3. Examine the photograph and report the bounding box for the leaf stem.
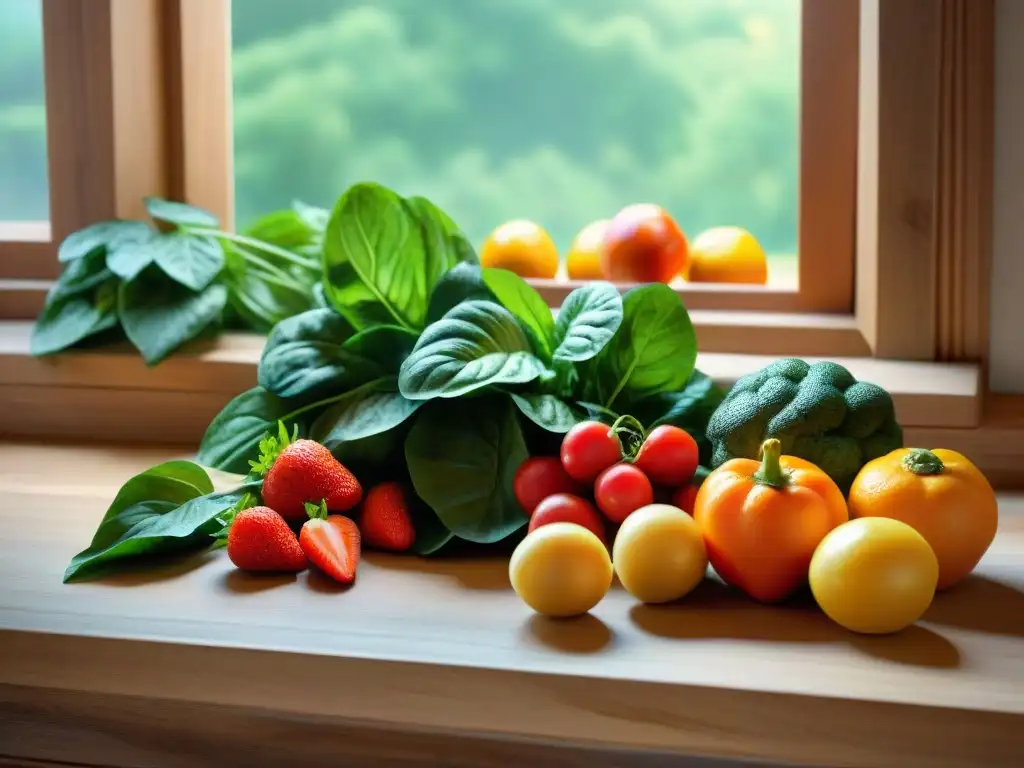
[192,228,321,271]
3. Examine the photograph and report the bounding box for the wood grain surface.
[0,442,1022,767]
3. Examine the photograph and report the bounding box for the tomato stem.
[902,448,944,475]
[608,414,646,461]
[752,438,790,489]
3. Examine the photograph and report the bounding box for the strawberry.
[250,422,362,523]
[217,496,308,573]
[360,482,416,552]
[299,500,361,584]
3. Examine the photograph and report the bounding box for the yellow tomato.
[509,522,613,617]
[566,219,610,280]
[612,504,707,604]
[809,518,939,634]
[683,226,767,284]
[481,219,559,278]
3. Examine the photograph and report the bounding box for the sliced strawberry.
[361,482,416,552]
[299,501,361,584]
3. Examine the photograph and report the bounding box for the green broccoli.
[706,359,903,493]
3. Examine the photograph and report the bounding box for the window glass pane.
[0,0,48,222]
[232,0,799,283]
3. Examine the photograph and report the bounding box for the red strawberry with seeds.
[361,482,416,552]
[221,501,308,573]
[300,500,361,584]
[250,423,362,524]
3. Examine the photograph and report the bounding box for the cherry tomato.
[528,493,607,545]
[513,457,582,515]
[671,484,700,516]
[594,464,654,523]
[560,421,622,483]
[634,425,699,486]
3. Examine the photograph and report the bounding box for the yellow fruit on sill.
[683,226,768,284]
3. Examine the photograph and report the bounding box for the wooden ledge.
[0,441,1022,767]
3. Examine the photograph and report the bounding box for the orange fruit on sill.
[566,219,610,280]
[600,203,689,284]
[683,226,768,284]
[480,219,559,279]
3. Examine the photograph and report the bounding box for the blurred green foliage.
[0,0,800,259]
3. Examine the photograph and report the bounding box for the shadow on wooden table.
[922,574,1024,637]
[369,553,510,591]
[74,550,221,587]
[219,569,298,594]
[628,579,962,670]
[523,614,616,654]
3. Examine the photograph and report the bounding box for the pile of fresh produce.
[61,181,999,638]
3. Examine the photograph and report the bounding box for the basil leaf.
[153,232,224,291]
[311,377,423,450]
[586,283,697,409]
[323,183,455,331]
[119,267,227,365]
[405,397,528,544]
[31,280,118,356]
[482,267,556,360]
[509,393,580,434]
[399,300,546,399]
[57,220,151,263]
[426,262,495,324]
[552,281,623,363]
[144,196,219,229]
[106,227,162,281]
[64,483,257,582]
[198,386,323,474]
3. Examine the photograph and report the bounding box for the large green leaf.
[630,370,727,466]
[152,232,225,291]
[311,377,423,450]
[482,267,555,360]
[323,183,439,331]
[426,262,495,324]
[144,196,219,229]
[509,393,580,434]
[57,220,151,263]
[586,283,697,409]
[398,300,546,399]
[106,228,162,281]
[119,267,227,365]
[258,308,357,397]
[552,281,623,363]
[30,279,118,356]
[405,195,477,267]
[405,397,528,544]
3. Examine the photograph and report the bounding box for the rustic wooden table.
[0,441,1022,767]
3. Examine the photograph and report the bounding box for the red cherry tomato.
[634,425,699,486]
[594,464,654,523]
[513,457,582,515]
[528,493,607,545]
[671,484,700,516]
[560,421,622,483]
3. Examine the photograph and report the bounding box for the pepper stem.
[902,448,944,475]
[752,438,790,490]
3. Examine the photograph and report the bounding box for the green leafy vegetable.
[152,232,224,291]
[552,282,623,362]
[311,377,423,449]
[631,370,726,466]
[405,397,528,543]
[258,308,358,397]
[426,261,495,323]
[399,300,547,399]
[482,267,556,359]
[144,196,219,229]
[31,250,119,355]
[57,220,151,263]
[509,393,580,433]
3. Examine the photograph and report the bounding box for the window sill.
[0,440,1022,766]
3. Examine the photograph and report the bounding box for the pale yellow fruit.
[810,518,939,634]
[612,504,708,604]
[683,226,767,284]
[509,522,613,617]
[566,219,610,280]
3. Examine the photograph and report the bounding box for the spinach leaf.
[48,247,115,301]
[426,262,495,324]
[409,498,456,556]
[106,228,162,281]
[144,196,219,229]
[64,478,258,583]
[119,267,228,365]
[323,183,433,331]
[57,220,151,263]
[258,308,358,397]
[198,386,318,474]
[312,378,423,450]
[482,268,556,360]
[222,244,315,333]
[552,282,623,363]
[509,393,580,434]
[631,370,727,466]
[31,280,118,356]
[399,300,546,399]
[245,207,321,253]
[152,232,225,291]
[405,397,528,544]
[586,283,697,409]
[100,460,215,523]
[406,195,477,267]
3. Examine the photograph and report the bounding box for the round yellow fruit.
[566,219,610,280]
[683,226,767,284]
[612,504,708,604]
[509,522,613,617]
[480,219,559,279]
[810,518,939,634]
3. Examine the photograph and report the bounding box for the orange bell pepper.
[693,438,848,603]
